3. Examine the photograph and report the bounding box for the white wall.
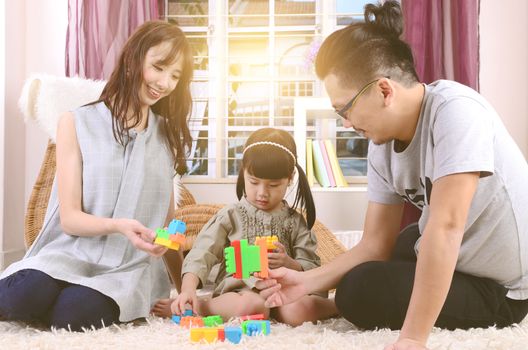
[0,0,67,269]
[1,1,527,269]
[479,1,528,156]
[24,0,68,205]
[0,1,6,262]
[0,0,26,269]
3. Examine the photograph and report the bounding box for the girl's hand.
[384,338,429,350]
[268,242,301,270]
[171,290,198,316]
[115,218,167,257]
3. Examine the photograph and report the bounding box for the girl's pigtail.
[293,163,316,229]
[236,168,245,200]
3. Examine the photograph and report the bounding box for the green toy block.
[156,228,169,240]
[203,315,223,327]
[241,320,270,336]
[240,240,261,279]
[225,246,236,275]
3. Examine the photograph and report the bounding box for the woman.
[0,21,193,331]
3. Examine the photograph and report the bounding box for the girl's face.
[243,170,290,212]
[140,41,184,108]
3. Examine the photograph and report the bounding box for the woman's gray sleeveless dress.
[1,102,174,322]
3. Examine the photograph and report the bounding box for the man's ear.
[378,77,394,106]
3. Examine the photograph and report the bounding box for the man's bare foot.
[151,298,174,318]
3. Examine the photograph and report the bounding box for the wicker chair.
[174,204,346,266]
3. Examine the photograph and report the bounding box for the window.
[165,0,371,181]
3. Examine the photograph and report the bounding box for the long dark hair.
[236,128,316,229]
[315,1,418,88]
[100,20,193,175]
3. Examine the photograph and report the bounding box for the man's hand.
[254,267,308,307]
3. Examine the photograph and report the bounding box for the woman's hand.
[115,218,167,257]
[254,267,308,308]
[268,242,302,270]
[384,338,429,350]
[171,290,199,316]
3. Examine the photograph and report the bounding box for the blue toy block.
[183,309,193,317]
[168,219,186,235]
[242,320,271,336]
[224,326,242,344]
[171,315,181,325]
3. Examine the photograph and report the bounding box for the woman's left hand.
[384,338,429,350]
[268,242,300,270]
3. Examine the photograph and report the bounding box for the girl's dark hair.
[100,20,193,175]
[236,128,316,229]
[315,0,419,88]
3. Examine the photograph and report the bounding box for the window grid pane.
[166,0,370,180]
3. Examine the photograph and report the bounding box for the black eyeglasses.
[335,77,390,119]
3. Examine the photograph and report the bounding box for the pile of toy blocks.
[154,219,186,250]
[172,311,271,344]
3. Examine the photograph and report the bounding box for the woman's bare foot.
[151,298,174,318]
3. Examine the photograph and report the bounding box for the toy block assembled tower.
[154,219,186,250]
[224,238,269,279]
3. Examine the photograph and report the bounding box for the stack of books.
[306,139,348,188]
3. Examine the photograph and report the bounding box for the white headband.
[243,141,296,163]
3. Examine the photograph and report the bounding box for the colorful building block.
[224,327,243,344]
[241,320,271,336]
[154,219,186,250]
[171,315,181,324]
[180,316,204,328]
[183,309,193,317]
[190,327,225,343]
[240,313,265,321]
[203,315,223,327]
[255,235,278,252]
[224,238,270,279]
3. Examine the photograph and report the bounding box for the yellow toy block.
[190,328,204,343]
[255,235,278,251]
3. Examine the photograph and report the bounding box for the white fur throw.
[18,74,106,143]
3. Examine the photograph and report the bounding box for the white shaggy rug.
[1,315,527,349]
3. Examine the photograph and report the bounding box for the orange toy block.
[180,316,204,328]
[254,238,269,278]
[255,235,278,252]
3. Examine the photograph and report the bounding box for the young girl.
[153,128,337,325]
[0,21,193,331]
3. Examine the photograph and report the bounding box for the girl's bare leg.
[273,295,338,326]
[199,290,270,319]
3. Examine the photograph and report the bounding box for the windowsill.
[310,185,367,192]
[181,177,368,190]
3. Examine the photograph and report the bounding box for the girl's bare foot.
[151,298,174,318]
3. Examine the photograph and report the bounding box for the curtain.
[399,0,480,228]
[65,0,164,80]
[402,0,480,91]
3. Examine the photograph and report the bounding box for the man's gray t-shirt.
[368,80,528,299]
